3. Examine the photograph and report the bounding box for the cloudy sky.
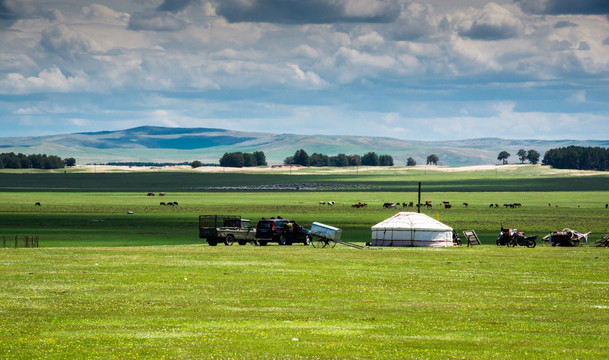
[1,0,609,140]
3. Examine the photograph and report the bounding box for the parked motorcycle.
[507,233,537,248]
[497,227,516,246]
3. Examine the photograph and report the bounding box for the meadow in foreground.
[1,245,608,359]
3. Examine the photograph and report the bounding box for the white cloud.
[1,0,608,141]
[287,63,327,88]
[81,4,130,24]
[0,65,88,94]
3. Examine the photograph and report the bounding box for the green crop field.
[1,165,609,359]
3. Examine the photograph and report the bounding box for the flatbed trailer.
[199,215,255,246]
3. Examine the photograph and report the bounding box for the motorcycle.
[507,233,537,248]
[497,227,516,246]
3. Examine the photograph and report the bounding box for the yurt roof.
[371,212,452,231]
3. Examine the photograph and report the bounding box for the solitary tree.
[406,157,416,166]
[498,151,511,164]
[191,160,203,168]
[64,157,76,167]
[426,154,439,165]
[527,149,541,164]
[516,149,527,164]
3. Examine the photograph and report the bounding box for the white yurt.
[371,212,454,247]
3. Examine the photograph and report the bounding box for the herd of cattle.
[322,200,609,209]
[320,200,523,209]
[32,194,609,210]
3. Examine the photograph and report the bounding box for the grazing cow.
[352,202,367,208]
[159,192,166,196]
[548,203,552,207]
[425,201,433,208]
[442,201,450,205]
[173,202,179,206]
[444,204,452,209]
[35,202,41,206]
[513,203,522,207]
[383,202,396,209]
[328,201,335,206]
[127,210,134,215]
[490,203,494,208]
[147,192,155,196]
[606,203,608,209]
[160,202,166,206]
[463,202,469,207]
[319,201,326,206]
[495,204,499,208]
[504,203,515,208]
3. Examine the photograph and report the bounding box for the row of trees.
[497,149,541,164]
[218,151,267,168]
[284,149,394,167]
[542,146,609,171]
[0,152,72,169]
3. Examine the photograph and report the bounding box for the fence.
[1,235,39,248]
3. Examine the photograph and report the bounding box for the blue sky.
[1,0,609,140]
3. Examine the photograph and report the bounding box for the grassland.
[2,245,609,359]
[1,165,609,359]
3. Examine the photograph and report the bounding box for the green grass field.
[1,165,609,359]
[2,245,608,359]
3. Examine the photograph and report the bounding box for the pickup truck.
[198,215,255,246]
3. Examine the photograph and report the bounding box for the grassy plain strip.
[2,165,609,192]
[1,191,608,247]
[1,245,608,359]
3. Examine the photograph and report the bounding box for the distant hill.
[1,126,607,166]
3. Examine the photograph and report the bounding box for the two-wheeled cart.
[311,222,340,248]
[310,222,369,249]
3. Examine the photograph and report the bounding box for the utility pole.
[417,182,421,213]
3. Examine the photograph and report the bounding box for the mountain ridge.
[1,126,607,166]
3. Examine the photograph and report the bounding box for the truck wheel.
[279,235,287,245]
[225,235,234,246]
[303,235,311,246]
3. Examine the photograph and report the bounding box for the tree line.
[219,151,267,168]
[283,149,394,167]
[0,152,72,169]
[497,149,541,164]
[542,146,609,171]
